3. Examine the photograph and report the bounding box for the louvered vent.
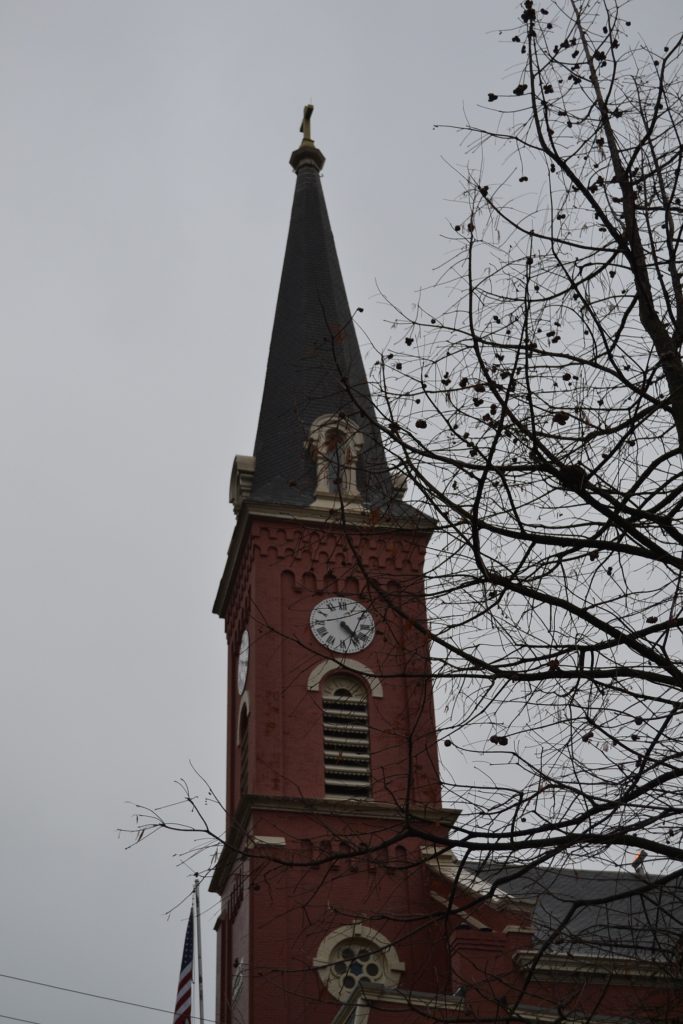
[322,676,370,797]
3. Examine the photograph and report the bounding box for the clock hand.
[340,620,356,637]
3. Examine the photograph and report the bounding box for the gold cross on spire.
[300,104,314,144]
[290,103,325,172]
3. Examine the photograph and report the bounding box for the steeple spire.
[245,107,394,510]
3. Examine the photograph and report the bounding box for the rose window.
[331,943,383,992]
[315,925,404,1002]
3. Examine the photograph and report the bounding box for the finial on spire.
[290,103,325,173]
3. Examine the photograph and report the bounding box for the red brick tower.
[210,109,456,1024]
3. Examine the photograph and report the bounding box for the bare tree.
[373,0,683,880]
[123,765,224,885]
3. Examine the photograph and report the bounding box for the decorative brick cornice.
[214,504,432,617]
[513,949,683,985]
[210,794,459,894]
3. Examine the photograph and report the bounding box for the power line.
[0,971,217,1023]
[0,1014,43,1024]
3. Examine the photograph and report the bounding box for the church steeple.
[246,106,393,510]
[211,113,454,1024]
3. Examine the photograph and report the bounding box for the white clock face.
[237,629,250,694]
[310,598,375,654]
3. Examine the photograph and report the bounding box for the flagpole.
[194,875,205,1024]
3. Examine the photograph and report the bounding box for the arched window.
[239,707,249,797]
[322,675,370,798]
[324,428,345,492]
[307,414,363,505]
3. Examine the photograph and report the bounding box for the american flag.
[173,908,194,1024]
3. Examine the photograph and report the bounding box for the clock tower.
[210,109,456,1024]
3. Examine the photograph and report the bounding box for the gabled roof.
[476,863,683,962]
[249,118,394,510]
[426,848,683,963]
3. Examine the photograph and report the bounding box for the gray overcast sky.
[0,2,680,1023]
